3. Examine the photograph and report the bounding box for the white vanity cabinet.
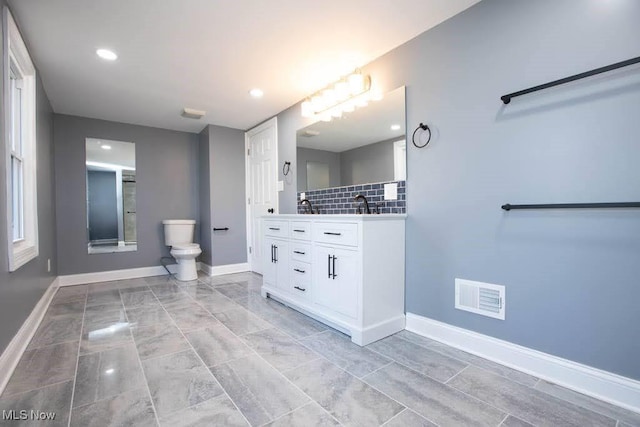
[261,215,406,346]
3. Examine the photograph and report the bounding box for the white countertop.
[261,213,406,221]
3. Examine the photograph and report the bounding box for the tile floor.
[1,272,639,426]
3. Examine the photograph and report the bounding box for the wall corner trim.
[200,262,250,277]
[0,277,59,395]
[405,313,640,414]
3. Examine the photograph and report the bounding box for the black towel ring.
[412,123,432,148]
[282,161,291,176]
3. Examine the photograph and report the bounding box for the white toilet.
[162,219,202,281]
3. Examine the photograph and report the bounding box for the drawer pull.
[293,268,306,274]
[293,250,306,255]
[268,227,280,231]
[293,229,305,233]
[324,232,342,236]
[294,286,306,292]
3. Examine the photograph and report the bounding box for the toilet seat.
[172,243,200,250]
[170,243,201,256]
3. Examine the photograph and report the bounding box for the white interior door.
[246,118,278,274]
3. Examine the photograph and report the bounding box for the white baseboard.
[58,265,181,286]
[0,278,59,395]
[405,313,640,414]
[200,262,250,277]
[58,261,250,286]
[356,315,406,346]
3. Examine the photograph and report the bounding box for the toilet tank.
[162,219,196,246]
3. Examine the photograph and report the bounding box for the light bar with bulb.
[301,70,379,121]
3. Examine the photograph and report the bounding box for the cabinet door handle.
[293,229,305,233]
[270,244,274,263]
[324,232,342,236]
[332,256,337,279]
[269,227,280,231]
[293,268,305,274]
[294,286,306,292]
[213,227,229,231]
[293,250,305,255]
[327,254,332,278]
[274,245,278,262]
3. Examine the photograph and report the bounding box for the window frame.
[4,7,38,272]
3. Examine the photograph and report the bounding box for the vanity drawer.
[264,220,288,238]
[290,262,312,298]
[290,221,311,240]
[290,261,311,283]
[313,222,359,247]
[291,243,312,263]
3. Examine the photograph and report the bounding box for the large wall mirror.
[85,138,137,254]
[296,86,406,192]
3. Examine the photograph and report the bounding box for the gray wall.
[0,1,57,353]
[275,0,640,380]
[208,125,247,266]
[198,127,212,265]
[340,138,396,186]
[54,114,199,274]
[87,171,118,241]
[296,147,341,192]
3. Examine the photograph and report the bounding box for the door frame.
[245,117,278,273]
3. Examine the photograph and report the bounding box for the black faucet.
[354,194,371,214]
[299,199,314,214]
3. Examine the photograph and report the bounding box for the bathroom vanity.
[261,214,406,345]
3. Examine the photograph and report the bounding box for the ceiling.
[297,86,405,153]
[9,0,480,133]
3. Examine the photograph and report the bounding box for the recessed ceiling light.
[249,88,264,98]
[101,144,112,150]
[96,49,118,61]
[390,124,401,131]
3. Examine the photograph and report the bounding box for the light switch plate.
[277,180,284,191]
[300,192,306,200]
[384,183,398,200]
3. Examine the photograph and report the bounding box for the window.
[4,8,37,271]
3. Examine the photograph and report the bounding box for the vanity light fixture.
[96,48,118,61]
[300,70,380,122]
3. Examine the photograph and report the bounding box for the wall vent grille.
[455,278,505,320]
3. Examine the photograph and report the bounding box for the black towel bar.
[501,56,640,104]
[502,202,640,211]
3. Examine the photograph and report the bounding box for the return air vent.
[300,129,320,137]
[455,279,505,320]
